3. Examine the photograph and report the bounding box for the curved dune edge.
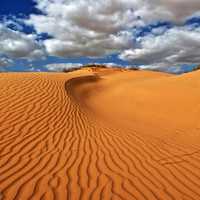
[0,68,200,200]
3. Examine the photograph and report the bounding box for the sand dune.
[0,67,200,200]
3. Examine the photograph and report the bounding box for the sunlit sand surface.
[1,67,200,200]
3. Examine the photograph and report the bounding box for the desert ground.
[0,67,200,200]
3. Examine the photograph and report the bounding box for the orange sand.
[0,67,200,200]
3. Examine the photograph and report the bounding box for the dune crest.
[0,68,200,200]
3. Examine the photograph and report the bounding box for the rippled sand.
[0,67,200,200]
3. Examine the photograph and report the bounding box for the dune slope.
[0,68,200,200]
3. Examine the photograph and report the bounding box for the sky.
[0,0,200,73]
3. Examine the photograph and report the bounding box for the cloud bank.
[1,0,200,71]
[45,63,83,71]
[0,23,45,65]
[119,26,200,68]
[0,57,13,68]
[26,0,200,70]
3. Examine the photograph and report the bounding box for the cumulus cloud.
[27,0,142,57]
[0,57,13,67]
[28,67,42,72]
[0,24,45,60]
[24,0,200,71]
[0,57,13,72]
[45,63,83,71]
[134,0,200,24]
[119,26,200,69]
[1,0,200,71]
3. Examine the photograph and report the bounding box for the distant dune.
[0,67,200,200]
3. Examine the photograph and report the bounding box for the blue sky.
[0,0,200,73]
[0,0,36,16]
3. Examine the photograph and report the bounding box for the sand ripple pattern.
[0,71,200,200]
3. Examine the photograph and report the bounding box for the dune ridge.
[0,68,200,200]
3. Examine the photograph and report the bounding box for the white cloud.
[130,0,200,24]
[119,26,200,69]
[28,67,42,72]
[25,0,200,66]
[0,24,45,60]
[1,0,200,72]
[0,57,13,67]
[26,0,140,57]
[45,63,83,71]
[43,30,133,58]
